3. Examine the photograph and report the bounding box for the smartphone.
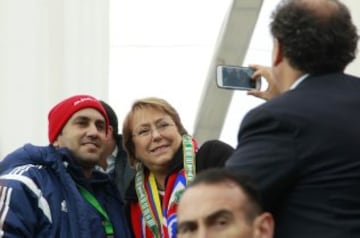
[216,65,261,90]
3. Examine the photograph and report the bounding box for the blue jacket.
[0,144,133,238]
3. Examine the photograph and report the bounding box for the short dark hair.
[100,100,119,140]
[186,168,263,222]
[270,0,358,74]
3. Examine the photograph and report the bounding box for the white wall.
[343,0,360,76]
[1,0,360,158]
[0,0,109,158]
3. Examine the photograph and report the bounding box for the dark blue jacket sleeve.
[0,176,49,237]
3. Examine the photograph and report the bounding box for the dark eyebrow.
[72,116,90,122]
[177,209,233,234]
[177,220,198,234]
[72,116,105,125]
[204,209,233,225]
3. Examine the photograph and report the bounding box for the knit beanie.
[48,95,109,143]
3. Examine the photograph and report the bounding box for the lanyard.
[135,135,196,237]
[77,184,114,236]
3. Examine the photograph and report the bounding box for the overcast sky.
[109,0,281,147]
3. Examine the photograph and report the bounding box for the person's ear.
[253,212,274,238]
[52,131,64,148]
[272,38,284,67]
[106,126,114,139]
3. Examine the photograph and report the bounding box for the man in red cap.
[0,95,133,238]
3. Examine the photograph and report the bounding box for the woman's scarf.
[131,135,197,238]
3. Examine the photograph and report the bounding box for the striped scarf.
[130,135,197,238]
[131,170,186,238]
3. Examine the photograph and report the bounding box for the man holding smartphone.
[226,0,360,238]
[216,65,261,90]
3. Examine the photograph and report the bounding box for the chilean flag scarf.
[130,135,197,238]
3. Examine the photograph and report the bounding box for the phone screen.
[217,65,258,90]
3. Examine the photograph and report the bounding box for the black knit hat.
[100,100,119,139]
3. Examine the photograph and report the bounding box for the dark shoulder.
[198,140,234,153]
[196,140,234,172]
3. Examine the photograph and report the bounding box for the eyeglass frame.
[132,120,176,138]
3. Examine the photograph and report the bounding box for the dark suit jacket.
[226,72,360,238]
[111,135,136,201]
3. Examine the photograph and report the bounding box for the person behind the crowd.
[122,97,234,238]
[97,100,135,200]
[0,95,132,238]
[226,0,360,237]
[177,168,274,238]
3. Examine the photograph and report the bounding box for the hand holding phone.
[216,65,261,91]
[246,64,281,100]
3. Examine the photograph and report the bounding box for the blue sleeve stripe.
[0,186,12,237]
[0,174,52,223]
[10,164,43,175]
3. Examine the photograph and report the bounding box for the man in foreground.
[177,168,274,238]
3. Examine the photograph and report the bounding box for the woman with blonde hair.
[122,97,234,238]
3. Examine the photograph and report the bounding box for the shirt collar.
[94,145,118,173]
[105,146,118,173]
[290,73,309,90]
